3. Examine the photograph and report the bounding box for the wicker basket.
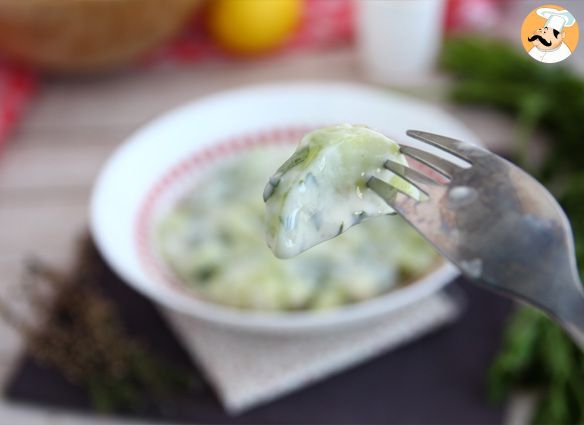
[0,0,202,73]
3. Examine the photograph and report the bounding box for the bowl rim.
[90,81,472,333]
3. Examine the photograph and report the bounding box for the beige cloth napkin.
[162,292,461,414]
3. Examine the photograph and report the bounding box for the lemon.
[207,0,303,55]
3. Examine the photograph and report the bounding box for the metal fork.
[367,130,584,349]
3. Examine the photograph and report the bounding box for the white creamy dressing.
[264,124,419,258]
[157,144,436,312]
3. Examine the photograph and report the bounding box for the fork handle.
[565,324,584,351]
[559,284,584,351]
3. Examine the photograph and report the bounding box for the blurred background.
[0,0,583,424]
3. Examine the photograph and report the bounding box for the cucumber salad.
[157,127,436,312]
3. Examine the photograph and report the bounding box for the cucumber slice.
[264,124,419,258]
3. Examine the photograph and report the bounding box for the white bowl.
[90,82,478,334]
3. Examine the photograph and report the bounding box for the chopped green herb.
[276,146,310,174]
[195,265,218,283]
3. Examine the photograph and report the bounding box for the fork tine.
[400,145,461,179]
[370,160,436,199]
[368,176,410,207]
[367,176,434,211]
[406,130,474,161]
[383,160,440,187]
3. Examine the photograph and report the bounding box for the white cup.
[356,0,446,85]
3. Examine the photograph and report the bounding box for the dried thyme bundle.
[0,236,201,412]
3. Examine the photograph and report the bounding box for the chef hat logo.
[537,7,576,32]
[520,4,579,64]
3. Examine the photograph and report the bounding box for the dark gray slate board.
[3,246,512,424]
